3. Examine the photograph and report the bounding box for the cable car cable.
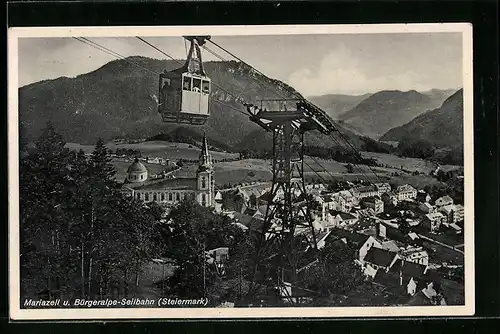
[73,37,159,76]
[208,39,383,183]
[135,36,244,109]
[75,36,250,118]
[203,42,375,185]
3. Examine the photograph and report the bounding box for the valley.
[67,140,461,189]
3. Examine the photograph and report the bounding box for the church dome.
[127,158,147,173]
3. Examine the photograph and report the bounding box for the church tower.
[196,133,214,207]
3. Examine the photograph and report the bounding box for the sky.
[18,33,463,96]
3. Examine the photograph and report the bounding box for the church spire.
[198,132,211,169]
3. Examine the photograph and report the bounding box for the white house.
[395,184,417,201]
[424,212,447,232]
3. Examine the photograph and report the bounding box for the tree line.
[20,122,162,302]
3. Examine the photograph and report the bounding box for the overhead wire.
[208,39,385,184]
[74,36,249,117]
[135,36,247,112]
[73,37,159,76]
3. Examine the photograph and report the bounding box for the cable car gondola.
[158,36,211,125]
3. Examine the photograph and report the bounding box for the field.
[68,141,456,189]
[171,159,273,186]
[65,141,239,161]
[361,151,462,174]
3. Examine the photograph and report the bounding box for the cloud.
[288,44,433,96]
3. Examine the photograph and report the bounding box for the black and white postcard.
[8,24,474,320]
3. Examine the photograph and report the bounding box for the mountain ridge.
[335,89,452,139]
[19,56,367,153]
[380,88,463,149]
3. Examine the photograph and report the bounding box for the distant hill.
[307,93,372,119]
[337,90,450,139]
[19,56,373,153]
[421,88,457,104]
[19,57,305,148]
[380,89,463,149]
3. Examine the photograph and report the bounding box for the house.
[374,182,391,195]
[356,208,376,219]
[381,191,398,207]
[362,247,400,276]
[358,236,383,262]
[395,184,417,201]
[400,246,429,266]
[406,278,447,306]
[416,190,431,203]
[351,185,379,199]
[338,190,357,206]
[319,193,351,221]
[434,195,453,208]
[438,204,457,225]
[423,212,447,232]
[327,229,381,262]
[373,259,429,297]
[380,240,400,253]
[393,259,428,279]
[375,270,418,296]
[419,202,434,214]
[360,196,384,214]
[377,221,402,240]
[328,210,358,228]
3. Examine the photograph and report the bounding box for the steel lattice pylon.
[244,99,336,304]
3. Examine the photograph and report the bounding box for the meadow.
[69,140,454,190]
[361,151,462,174]
[65,141,239,161]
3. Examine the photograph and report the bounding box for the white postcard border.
[8,23,474,320]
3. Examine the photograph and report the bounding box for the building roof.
[132,177,198,191]
[439,204,456,214]
[425,212,445,220]
[127,158,147,173]
[381,240,400,253]
[420,202,433,209]
[327,229,371,247]
[391,259,427,278]
[382,191,396,198]
[375,183,391,189]
[435,195,453,205]
[406,290,434,306]
[373,270,402,288]
[330,210,357,220]
[396,184,416,193]
[353,185,377,194]
[364,247,397,267]
[338,190,354,199]
[361,196,382,204]
[401,261,427,278]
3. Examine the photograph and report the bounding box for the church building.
[121,135,214,208]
